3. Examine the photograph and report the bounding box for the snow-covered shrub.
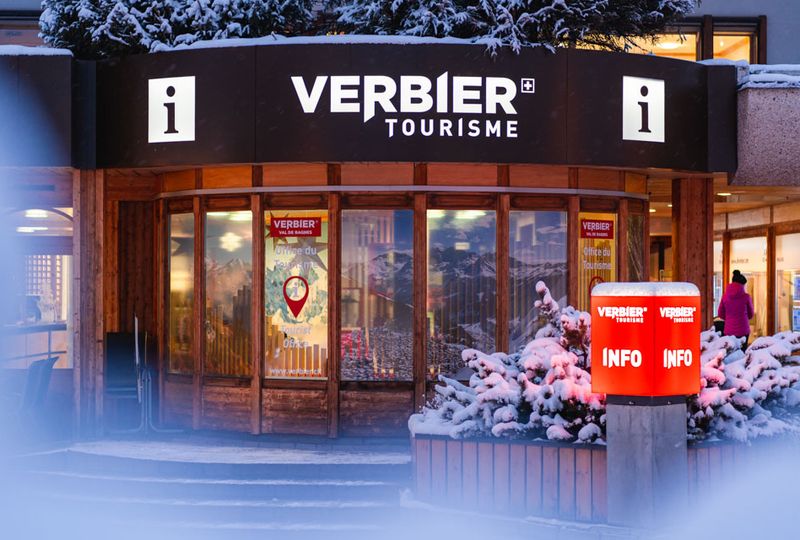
[337,0,698,53]
[40,0,315,59]
[410,281,800,444]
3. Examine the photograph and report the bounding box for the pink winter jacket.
[718,282,754,337]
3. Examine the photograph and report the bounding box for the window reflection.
[713,34,752,62]
[168,213,194,374]
[427,209,496,380]
[775,233,800,333]
[341,210,413,381]
[729,236,767,339]
[204,211,253,377]
[509,211,567,352]
[625,33,698,61]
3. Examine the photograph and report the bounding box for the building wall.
[692,0,800,63]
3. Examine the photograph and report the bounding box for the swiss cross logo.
[520,78,535,94]
[622,76,664,143]
[148,76,195,143]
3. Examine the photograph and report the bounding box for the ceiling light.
[649,208,657,213]
[220,232,243,252]
[455,210,487,220]
[16,226,48,233]
[717,192,732,197]
[24,209,48,219]
[667,204,673,208]
[229,211,252,222]
[427,209,445,219]
[658,41,682,50]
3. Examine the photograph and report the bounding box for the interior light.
[16,226,48,233]
[24,209,48,219]
[454,242,470,251]
[229,211,252,222]
[455,210,487,220]
[649,208,657,213]
[220,232,243,252]
[657,41,682,50]
[427,210,446,219]
[717,192,732,197]
[207,211,230,218]
[667,204,673,208]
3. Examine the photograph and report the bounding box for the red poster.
[580,219,614,239]
[271,217,322,237]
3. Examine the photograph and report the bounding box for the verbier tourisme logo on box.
[148,76,196,143]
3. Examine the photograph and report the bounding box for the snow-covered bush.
[409,281,800,444]
[40,0,315,59]
[337,0,698,53]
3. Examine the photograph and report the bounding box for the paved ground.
[0,434,659,540]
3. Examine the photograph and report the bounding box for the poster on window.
[578,212,617,311]
[264,210,329,379]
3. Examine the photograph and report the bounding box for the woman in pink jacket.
[717,270,755,348]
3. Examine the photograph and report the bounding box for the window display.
[168,213,194,374]
[776,233,800,333]
[729,236,767,339]
[427,209,496,380]
[577,212,617,310]
[264,210,329,379]
[204,211,253,376]
[509,211,567,352]
[341,210,413,381]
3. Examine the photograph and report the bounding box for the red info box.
[591,286,701,396]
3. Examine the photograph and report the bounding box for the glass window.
[729,236,767,339]
[204,211,253,377]
[626,33,699,61]
[264,210,329,379]
[427,209,496,380]
[168,213,194,374]
[775,233,800,333]
[509,211,567,352]
[577,212,617,310]
[2,208,73,369]
[341,210,413,381]
[627,214,645,282]
[713,34,752,62]
[713,240,723,318]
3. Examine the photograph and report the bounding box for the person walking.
[717,269,755,349]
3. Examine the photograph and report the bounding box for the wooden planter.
[412,435,608,522]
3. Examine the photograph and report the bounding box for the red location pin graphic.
[283,276,309,318]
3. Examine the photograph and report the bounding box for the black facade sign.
[5,43,735,173]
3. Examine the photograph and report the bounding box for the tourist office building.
[1,38,760,437]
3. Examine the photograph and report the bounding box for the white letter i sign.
[148,76,195,143]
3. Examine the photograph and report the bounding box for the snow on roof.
[151,33,494,53]
[0,44,72,57]
[592,282,700,297]
[700,58,800,90]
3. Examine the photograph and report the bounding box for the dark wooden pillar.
[672,178,714,327]
[73,169,105,437]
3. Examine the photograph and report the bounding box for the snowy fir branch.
[39,1,698,59]
[409,280,800,444]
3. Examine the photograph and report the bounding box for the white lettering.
[363,75,397,122]
[485,77,518,114]
[436,72,448,113]
[291,76,328,113]
[400,76,433,114]
[663,349,693,369]
[330,75,360,113]
[385,118,398,137]
[452,76,482,114]
[603,348,643,368]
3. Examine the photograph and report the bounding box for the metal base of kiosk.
[606,396,689,529]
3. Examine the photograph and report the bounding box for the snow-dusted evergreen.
[40,0,315,58]
[409,281,800,444]
[337,0,698,52]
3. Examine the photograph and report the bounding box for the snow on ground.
[63,440,411,465]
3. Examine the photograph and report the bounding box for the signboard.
[591,283,701,397]
[93,44,736,172]
[578,212,617,310]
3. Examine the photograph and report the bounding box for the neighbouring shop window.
[204,211,253,377]
[713,34,752,62]
[341,210,413,381]
[168,213,194,374]
[427,209,496,380]
[627,214,645,282]
[626,33,699,61]
[508,211,567,352]
[729,236,767,339]
[713,240,723,318]
[264,210,328,379]
[577,212,617,310]
[2,208,73,369]
[775,233,800,333]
